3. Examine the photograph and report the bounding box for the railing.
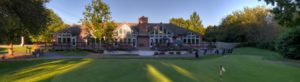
[36,42,102,50]
[152,42,216,51]
[35,42,218,50]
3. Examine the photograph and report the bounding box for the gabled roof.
[147,23,200,36]
[55,23,201,37]
[116,23,139,32]
[115,23,201,36]
[56,25,82,36]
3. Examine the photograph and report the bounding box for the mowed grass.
[0,46,30,54]
[0,47,300,82]
[51,50,90,56]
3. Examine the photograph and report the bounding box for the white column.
[20,36,24,47]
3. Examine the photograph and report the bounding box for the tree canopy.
[0,0,50,56]
[261,0,300,27]
[0,0,49,43]
[30,9,68,42]
[83,0,117,45]
[170,12,205,35]
[204,6,281,50]
[261,0,300,59]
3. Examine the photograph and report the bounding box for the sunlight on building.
[10,59,92,82]
[161,62,199,81]
[147,64,172,82]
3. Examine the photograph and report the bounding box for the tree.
[216,6,281,49]
[30,9,68,42]
[275,26,300,59]
[0,0,49,57]
[261,0,300,59]
[170,12,205,35]
[170,18,187,28]
[187,12,205,35]
[204,25,218,42]
[261,0,300,27]
[82,0,116,46]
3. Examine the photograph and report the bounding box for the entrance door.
[72,38,76,46]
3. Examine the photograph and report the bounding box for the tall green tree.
[218,6,270,42]
[187,12,205,35]
[261,0,300,59]
[30,9,68,42]
[170,12,205,35]
[217,6,281,49]
[204,25,218,42]
[261,0,300,27]
[82,0,116,46]
[170,18,187,28]
[0,0,49,56]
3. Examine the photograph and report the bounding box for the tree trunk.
[8,43,14,56]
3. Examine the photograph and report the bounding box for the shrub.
[275,27,300,59]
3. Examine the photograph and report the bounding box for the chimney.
[139,16,148,24]
[138,16,148,33]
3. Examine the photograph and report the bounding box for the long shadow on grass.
[0,59,92,82]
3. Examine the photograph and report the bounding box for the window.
[151,39,154,43]
[124,39,128,44]
[159,39,163,43]
[115,42,118,46]
[183,39,187,44]
[58,38,61,43]
[67,38,71,43]
[187,39,191,44]
[133,39,136,46]
[150,34,154,37]
[128,39,131,44]
[191,39,195,44]
[150,32,154,34]
[63,38,66,43]
[196,39,199,44]
[72,39,76,45]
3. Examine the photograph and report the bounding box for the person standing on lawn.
[195,49,199,58]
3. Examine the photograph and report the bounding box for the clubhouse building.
[53,16,203,50]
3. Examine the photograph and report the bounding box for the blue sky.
[46,0,268,27]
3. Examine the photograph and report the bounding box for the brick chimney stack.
[138,16,148,33]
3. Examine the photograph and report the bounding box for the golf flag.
[219,65,226,76]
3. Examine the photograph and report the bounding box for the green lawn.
[50,50,90,56]
[0,46,29,54]
[0,47,300,82]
